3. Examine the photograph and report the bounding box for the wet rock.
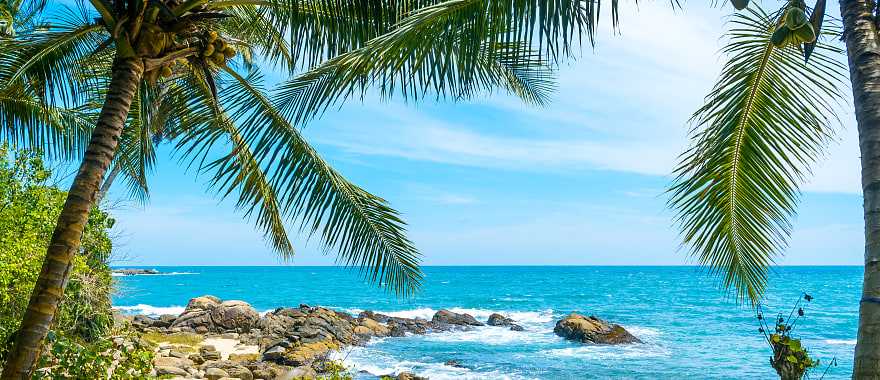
[553,313,641,344]
[432,310,483,327]
[445,359,464,368]
[486,313,523,331]
[486,313,512,326]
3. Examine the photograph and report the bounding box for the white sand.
[200,337,259,360]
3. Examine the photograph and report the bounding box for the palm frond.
[186,66,423,295]
[668,6,847,303]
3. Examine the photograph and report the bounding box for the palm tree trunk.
[95,164,122,205]
[0,57,143,380]
[841,0,880,377]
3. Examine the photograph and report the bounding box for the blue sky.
[109,2,864,266]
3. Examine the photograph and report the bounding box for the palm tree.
[667,0,880,377]
[0,0,563,377]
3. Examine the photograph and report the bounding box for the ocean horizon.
[113,265,861,379]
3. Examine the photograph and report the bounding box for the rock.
[206,368,230,380]
[261,345,287,362]
[397,372,428,380]
[486,313,523,331]
[201,345,222,361]
[277,366,317,379]
[553,313,641,344]
[155,365,189,376]
[225,365,253,380]
[112,268,159,275]
[189,353,205,365]
[203,360,254,380]
[486,313,513,326]
[211,301,260,332]
[153,356,194,369]
[432,310,483,327]
[171,296,220,331]
[445,359,463,368]
[354,317,390,337]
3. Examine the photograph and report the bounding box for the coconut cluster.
[202,31,236,66]
[770,7,817,48]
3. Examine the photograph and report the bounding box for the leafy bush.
[33,330,154,379]
[0,146,116,361]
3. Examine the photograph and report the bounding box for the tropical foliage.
[0,145,115,359]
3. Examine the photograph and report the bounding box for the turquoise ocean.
[112,266,860,379]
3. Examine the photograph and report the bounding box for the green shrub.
[0,146,116,361]
[33,330,154,379]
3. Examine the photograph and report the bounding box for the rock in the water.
[486,313,512,326]
[112,268,159,275]
[486,313,523,331]
[431,310,483,327]
[445,359,464,368]
[553,313,641,344]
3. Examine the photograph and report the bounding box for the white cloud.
[311,1,863,195]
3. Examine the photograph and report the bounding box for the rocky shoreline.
[113,268,161,275]
[122,295,641,379]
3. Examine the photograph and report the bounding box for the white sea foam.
[114,303,274,317]
[823,339,857,345]
[543,342,671,360]
[113,304,186,316]
[359,307,555,326]
[331,346,528,380]
[422,325,555,345]
[111,271,198,277]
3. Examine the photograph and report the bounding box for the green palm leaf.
[668,6,847,303]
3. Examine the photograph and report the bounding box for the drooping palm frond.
[668,6,847,303]
[176,66,423,294]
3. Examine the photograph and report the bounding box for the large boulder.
[432,310,483,327]
[553,313,641,344]
[170,296,221,332]
[211,300,260,332]
[169,296,259,333]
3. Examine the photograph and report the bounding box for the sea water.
[112,266,860,379]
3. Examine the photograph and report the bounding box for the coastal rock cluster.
[129,295,641,379]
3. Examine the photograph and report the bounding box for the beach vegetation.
[755,294,834,379]
[0,145,115,359]
[140,331,204,348]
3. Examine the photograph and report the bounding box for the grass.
[141,331,204,348]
